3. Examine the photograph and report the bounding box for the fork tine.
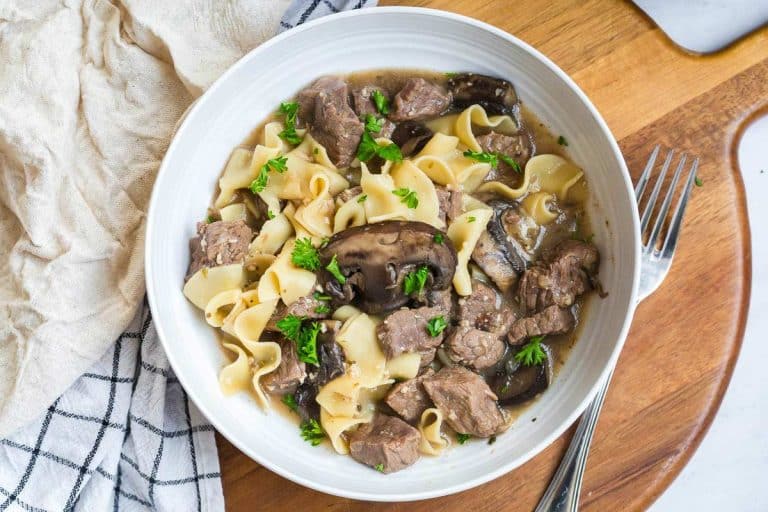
[647,154,687,251]
[662,158,699,257]
[635,144,660,202]
[640,149,674,233]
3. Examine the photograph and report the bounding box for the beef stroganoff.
[182,71,601,473]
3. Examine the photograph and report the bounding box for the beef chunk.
[477,131,533,176]
[517,240,600,314]
[384,368,435,423]
[187,220,252,278]
[297,76,364,167]
[426,288,454,323]
[266,294,328,331]
[422,366,506,437]
[262,338,306,395]
[457,280,517,333]
[507,305,574,345]
[390,78,451,122]
[348,414,421,473]
[471,231,519,293]
[351,85,387,117]
[435,186,463,223]
[444,326,506,370]
[376,306,445,359]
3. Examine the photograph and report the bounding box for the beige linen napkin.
[0,0,292,438]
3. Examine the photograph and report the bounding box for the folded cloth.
[0,0,374,510]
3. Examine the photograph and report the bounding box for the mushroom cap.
[485,199,532,275]
[448,73,520,116]
[491,344,553,404]
[318,220,458,315]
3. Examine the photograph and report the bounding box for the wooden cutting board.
[218,1,761,509]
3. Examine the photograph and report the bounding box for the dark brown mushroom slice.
[294,381,320,422]
[485,199,533,274]
[448,73,520,117]
[318,221,458,315]
[391,121,434,157]
[491,344,553,404]
[315,320,346,387]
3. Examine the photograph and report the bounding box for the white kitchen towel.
[0,0,374,510]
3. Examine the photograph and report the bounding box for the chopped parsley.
[325,254,346,284]
[392,187,419,209]
[426,316,447,337]
[300,419,325,446]
[357,194,368,203]
[206,215,216,223]
[313,291,331,301]
[265,155,288,173]
[364,114,383,133]
[266,210,276,220]
[249,156,288,194]
[488,436,497,445]
[467,216,476,223]
[278,101,303,145]
[557,135,568,146]
[463,150,499,168]
[433,232,444,244]
[444,72,459,78]
[371,89,389,115]
[695,176,703,187]
[291,237,321,271]
[314,303,331,314]
[514,335,547,366]
[296,321,321,365]
[374,463,385,473]
[279,125,302,145]
[276,314,304,343]
[357,129,403,163]
[456,433,471,444]
[313,147,319,155]
[376,143,403,162]
[403,265,429,295]
[499,154,522,174]
[281,393,298,413]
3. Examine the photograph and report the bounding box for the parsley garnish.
[266,155,288,173]
[291,237,321,271]
[433,233,444,244]
[377,143,403,162]
[206,215,216,223]
[444,72,459,78]
[463,150,499,168]
[313,291,331,301]
[375,463,385,473]
[456,433,471,444]
[499,154,522,174]
[514,335,547,366]
[325,254,346,284]
[403,265,429,295]
[315,304,331,314]
[371,89,389,115]
[300,419,325,446]
[488,436,497,445]
[278,101,303,145]
[281,393,298,413]
[249,156,289,193]
[365,114,383,133]
[357,194,368,203]
[557,135,568,146]
[357,129,403,163]
[296,321,321,365]
[279,126,302,145]
[695,176,703,187]
[392,187,419,209]
[426,316,447,337]
[267,210,276,220]
[276,314,304,342]
[467,216,476,223]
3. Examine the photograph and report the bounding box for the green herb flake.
[206,215,216,224]
[371,89,389,115]
[357,194,368,203]
[426,316,447,337]
[325,254,346,284]
[276,314,304,342]
[463,150,499,168]
[433,233,444,244]
[557,135,568,146]
[403,265,429,295]
[296,321,321,365]
[249,166,269,194]
[267,210,276,220]
[356,131,379,162]
[365,114,383,133]
[695,176,703,187]
[375,463,385,473]
[300,419,326,446]
[281,393,298,413]
[456,433,471,445]
[514,335,547,366]
[313,147,319,155]
[499,154,522,174]
[279,101,299,125]
[266,155,288,173]
[313,291,332,301]
[279,125,303,145]
[377,143,403,162]
[392,187,419,209]
[314,304,331,315]
[467,216,476,223]
[444,72,459,78]
[291,237,321,271]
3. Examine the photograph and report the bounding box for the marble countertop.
[650,115,768,510]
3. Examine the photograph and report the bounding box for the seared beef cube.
[348,414,421,473]
[266,294,328,331]
[436,186,463,223]
[296,76,346,127]
[390,78,451,122]
[422,366,506,438]
[507,305,574,345]
[517,239,599,314]
[315,320,345,387]
[384,368,435,423]
[187,220,252,278]
[444,326,505,370]
[376,306,445,359]
[477,131,533,174]
[457,280,517,333]
[351,85,387,117]
[471,231,519,293]
[262,338,306,395]
[418,347,437,367]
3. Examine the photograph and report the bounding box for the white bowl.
[145,7,640,501]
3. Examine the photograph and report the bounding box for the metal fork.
[534,146,700,512]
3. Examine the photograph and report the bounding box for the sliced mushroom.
[490,344,553,404]
[486,200,533,273]
[318,221,458,314]
[391,121,434,157]
[448,73,520,116]
[315,320,346,387]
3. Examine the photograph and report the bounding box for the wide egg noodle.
[478,153,584,201]
[219,203,248,222]
[418,408,450,455]
[390,160,444,229]
[292,172,335,239]
[360,163,411,223]
[257,238,316,305]
[384,352,421,380]
[249,209,294,255]
[183,264,246,310]
[315,373,363,418]
[411,132,491,192]
[454,104,517,152]
[219,342,252,396]
[333,193,367,233]
[447,208,494,296]
[334,312,386,388]
[320,408,373,455]
[232,298,280,409]
[522,191,558,225]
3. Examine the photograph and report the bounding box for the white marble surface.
[650,116,768,510]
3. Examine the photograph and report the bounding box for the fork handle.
[534,366,615,512]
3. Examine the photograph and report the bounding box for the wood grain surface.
[217,1,761,509]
